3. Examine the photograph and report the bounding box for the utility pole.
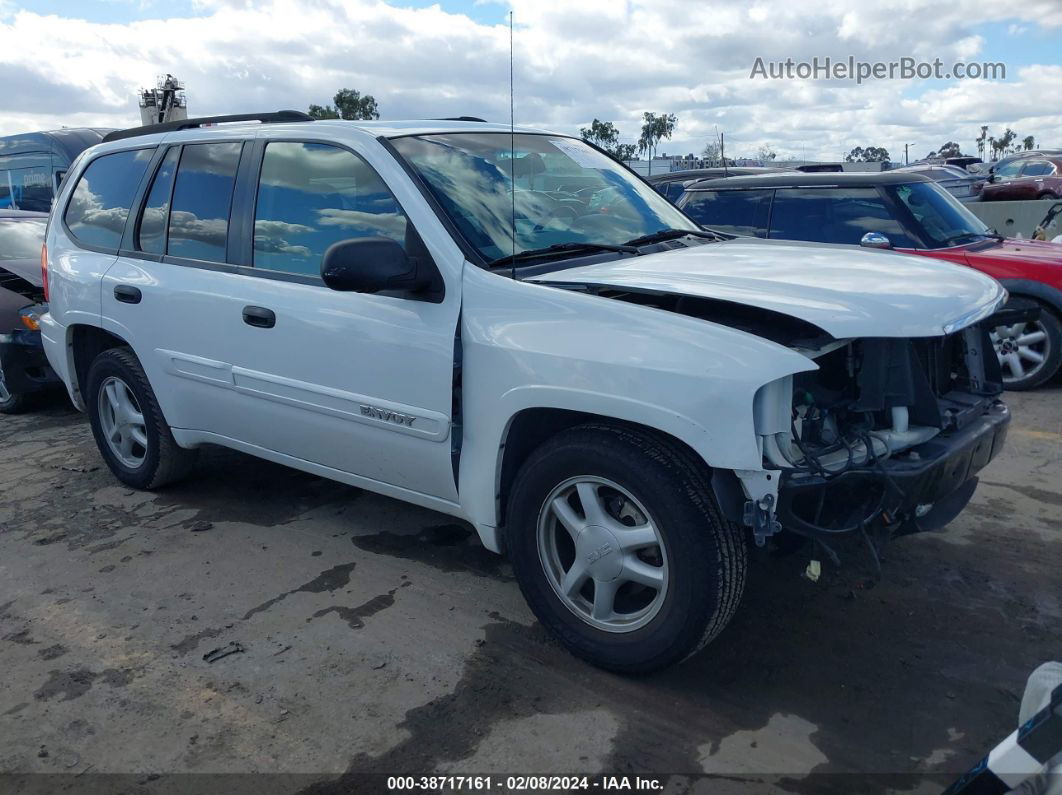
[720,132,727,176]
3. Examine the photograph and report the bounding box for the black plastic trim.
[101,110,312,143]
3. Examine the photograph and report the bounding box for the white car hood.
[528,238,1005,339]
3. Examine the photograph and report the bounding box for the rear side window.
[1021,161,1053,177]
[137,147,179,255]
[166,142,242,263]
[64,149,155,250]
[769,187,915,247]
[681,189,772,237]
[252,141,408,276]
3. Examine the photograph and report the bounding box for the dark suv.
[678,171,1062,389]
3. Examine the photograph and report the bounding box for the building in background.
[139,74,188,126]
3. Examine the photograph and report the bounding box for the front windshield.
[390,133,700,264]
[886,181,993,248]
[0,219,46,261]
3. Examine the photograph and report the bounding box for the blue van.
[0,128,111,211]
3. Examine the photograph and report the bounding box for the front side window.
[166,142,242,263]
[995,161,1024,179]
[769,188,916,247]
[681,189,772,237]
[64,148,155,250]
[0,218,46,260]
[390,133,698,265]
[886,181,992,248]
[253,141,408,276]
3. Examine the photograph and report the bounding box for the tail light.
[41,243,48,302]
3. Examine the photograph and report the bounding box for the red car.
[678,171,1062,389]
[981,156,1062,201]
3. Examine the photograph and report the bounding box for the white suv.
[40,112,1010,672]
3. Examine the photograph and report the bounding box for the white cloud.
[0,0,1059,161]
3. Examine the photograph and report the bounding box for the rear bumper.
[777,401,1010,536]
[0,329,60,395]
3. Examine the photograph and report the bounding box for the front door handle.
[114,285,142,304]
[242,305,276,329]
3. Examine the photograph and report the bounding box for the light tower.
[139,74,188,126]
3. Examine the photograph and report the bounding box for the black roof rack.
[433,116,487,123]
[101,110,314,143]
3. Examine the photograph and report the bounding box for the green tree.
[997,128,1017,156]
[845,145,890,163]
[926,141,964,159]
[637,112,677,174]
[1023,135,1036,151]
[613,143,638,162]
[580,119,620,153]
[308,87,380,120]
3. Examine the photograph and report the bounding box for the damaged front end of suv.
[753,326,1009,552]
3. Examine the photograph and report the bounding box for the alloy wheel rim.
[537,476,669,633]
[98,376,149,468]
[991,320,1050,384]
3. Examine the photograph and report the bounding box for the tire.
[1036,192,1059,200]
[0,358,30,414]
[86,347,197,489]
[991,300,1062,391]
[507,423,747,674]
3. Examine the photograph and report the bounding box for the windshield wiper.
[622,227,721,247]
[485,242,638,269]
[940,231,999,247]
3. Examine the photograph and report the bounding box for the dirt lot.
[0,385,1059,793]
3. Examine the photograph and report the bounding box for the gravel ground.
[0,384,1059,794]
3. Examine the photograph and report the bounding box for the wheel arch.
[999,279,1062,319]
[462,401,748,554]
[69,324,133,409]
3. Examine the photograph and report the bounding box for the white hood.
[528,238,1006,339]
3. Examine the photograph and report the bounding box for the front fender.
[457,265,816,548]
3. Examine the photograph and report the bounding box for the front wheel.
[990,302,1062,390]
[86,347,197,489]
[507,423,747,674]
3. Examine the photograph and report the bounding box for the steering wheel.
[533,204,579,233]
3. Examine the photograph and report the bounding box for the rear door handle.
[242,305,276,329]
[114,285,142,304]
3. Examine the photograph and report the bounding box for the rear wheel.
[1036,191,1059,200]
[0,359,30,414]
[990,302,1062,390]
[507,423,747,674]
[86,347,196,489]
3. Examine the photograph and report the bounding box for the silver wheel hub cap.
[98,376,148,468]
[991,320,1049,383]
[537,476,669,633]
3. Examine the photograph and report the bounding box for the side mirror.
[860,232,892,250]
[321,237,430,295]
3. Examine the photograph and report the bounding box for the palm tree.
[1023,135,1036,151]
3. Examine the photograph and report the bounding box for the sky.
[1,0,1060,162]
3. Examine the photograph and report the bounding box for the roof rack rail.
[433,116,487,123]
[101,110,314,143]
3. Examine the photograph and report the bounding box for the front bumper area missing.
[776,401,1010,538]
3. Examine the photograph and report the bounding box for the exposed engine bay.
[588,288,1011,549]
[755,328,1008,541]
